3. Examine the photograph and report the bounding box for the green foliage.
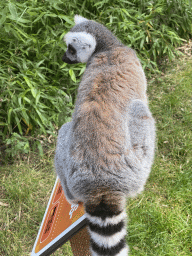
[0,0,192,156]
[91,0,192,69]
[0,0,81,140]
[5,133,30,157]
[4,132,48,159]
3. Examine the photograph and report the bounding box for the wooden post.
[70,226,91,256]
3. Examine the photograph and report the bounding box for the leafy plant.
[0,0,192,156]
[5,133,30,157]
[94,0,192,69]
[0,0,78,139]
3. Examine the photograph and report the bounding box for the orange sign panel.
[31,177,87,256]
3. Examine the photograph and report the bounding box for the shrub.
[0,0,81,140]
[0,0,191,155]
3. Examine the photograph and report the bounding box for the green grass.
[0,55,192,255]
[0,151,73,255]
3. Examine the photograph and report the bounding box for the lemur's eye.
[68,44,76,55]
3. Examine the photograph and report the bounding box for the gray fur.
[55,100,155,202]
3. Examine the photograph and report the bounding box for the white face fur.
[63,15,96,63]
[64,31,96,63]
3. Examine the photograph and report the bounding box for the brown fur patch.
[70,46,148,176]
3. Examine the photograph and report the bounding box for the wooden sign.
[31,176,89,256]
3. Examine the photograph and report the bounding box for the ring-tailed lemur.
[55,15,155,256]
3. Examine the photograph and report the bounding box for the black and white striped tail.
[85,201,129,256]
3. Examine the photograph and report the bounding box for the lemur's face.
[62,31,96,64]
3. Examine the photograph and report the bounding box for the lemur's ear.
[74,15,88,25]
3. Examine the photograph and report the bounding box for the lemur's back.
[55,15,155,256]
[68,46,152,195]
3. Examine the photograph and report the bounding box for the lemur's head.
[62,15,122,64]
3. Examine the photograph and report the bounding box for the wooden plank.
[70,226,91,256]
